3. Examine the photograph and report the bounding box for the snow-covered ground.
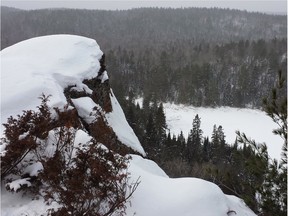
[1,35,256,216]
[163,103,283,160]
[124,154,256,216]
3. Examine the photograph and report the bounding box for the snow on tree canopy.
[1,34,145,155]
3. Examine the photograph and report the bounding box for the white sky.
[1,0,287,14]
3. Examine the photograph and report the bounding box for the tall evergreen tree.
[211,125,226,163]
[144,113,159,158]
[187,114,203,162]
[202,137,211,162]
[177,131,186,159]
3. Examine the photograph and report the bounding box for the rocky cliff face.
[64,54,142,156]
[83,54,113,113]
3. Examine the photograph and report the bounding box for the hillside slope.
[1,7,287,108]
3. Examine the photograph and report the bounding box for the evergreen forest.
[1,6,287,107]
[1,6,287,215]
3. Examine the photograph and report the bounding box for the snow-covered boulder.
[1,34,145,155]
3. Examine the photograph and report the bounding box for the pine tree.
[260,70,287,215]
[236,70,287,215]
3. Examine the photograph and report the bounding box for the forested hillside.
[107,38,287,107]
[1,6,287,107]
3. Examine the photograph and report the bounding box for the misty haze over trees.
[1,6,287,108]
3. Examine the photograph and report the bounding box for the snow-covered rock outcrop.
[1,34,145,155]
[1,35,256,216]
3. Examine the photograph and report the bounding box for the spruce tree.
[187,114,203,162]
[203,137,211,162]
[210,125,226,163]
[177,131,186,160]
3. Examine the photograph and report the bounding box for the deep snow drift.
[1,35,255,216]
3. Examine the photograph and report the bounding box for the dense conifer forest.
[1,6,287,107]
[1,6,287,215]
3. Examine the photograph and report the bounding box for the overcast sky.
[1,0,287,14]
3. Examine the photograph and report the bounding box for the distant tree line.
[1,6,287,108]
[1,7,286,50]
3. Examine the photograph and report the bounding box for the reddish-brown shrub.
[1,94,139,216]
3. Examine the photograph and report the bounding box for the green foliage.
[2,7,287,108]
[263,70,287,164]
[236,70,287,216]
